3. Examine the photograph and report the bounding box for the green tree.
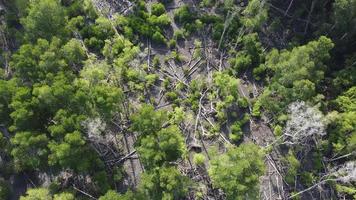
[332,0,356,51]
[47,110,100,172]
[138,167,190,200]
[213,72,239,99]
[20,188,74,200]
[259,36,334,115]
[131,105,167,136]
[174,5,196,25]
[20,188,51,200]
[208,143,265,200]
[10,73,76,132]
[11,38,69,84]
[99,190,134,200]
[241,0,268,30]
[231,33,264,73]
[21,0,67,41]
[11,131,49,171]
[53,192,75,200]
[151,3,166,16]
[334,86,356,112]
[284,150,301,185]
[329,87,356,154]
[137,125,186,169]
[61,39,86,71]
[0,79,16,126]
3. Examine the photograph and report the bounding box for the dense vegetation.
[0,0,355,199]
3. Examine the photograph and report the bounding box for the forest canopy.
[0,0,355,199]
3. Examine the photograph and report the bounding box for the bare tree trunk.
[304,0,316,35]
[284,0,295,16]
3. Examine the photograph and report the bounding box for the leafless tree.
[283,101,326,146]
[82,117,107,140]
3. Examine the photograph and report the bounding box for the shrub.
[238,97,249,108]
[166,91,178,102]
[230,122,243,142]
[193,153,206,166]
[174,30,185,40]
[273,125,283,136]
[252,100,262,117]
[168,39,177,49]
[152,56,160,68]
[152,31,166,44]
[145,74,158,87]
[151,3,166,16]
[174,5,195,25]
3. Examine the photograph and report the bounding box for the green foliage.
[259,36,334,115]
[284,151,300,185]
[13,0,30,18]
[145,74,158,87]
[174,5,195,25]
[11,38,69,84]
[169,51,184,62]
[0,79,16,126]
[200,0,216,7]
[148,14,171,27]
[237,97,249,108]
[208,143,265,199]
[169,107,185,125]
[47,110,101,172]
[138,167,190,200]
[213,72,240,121]
[131,105,189,199]
[173,30,184,40]
[11,131,49,171]
[21,0,67,41]
[300,172,315,187]
[273,125,283,136]
[53,192,75,200]
[186,78,206,111]
[230,114,250,142]
[137,125,186,169]
[332,55,356,92]
[48,131,87,171]
[230,33,264,74]
[332,0,356,49]
[241,0,268,30]
[334,86,356,112]
[116,1,170,44]
[83,17,116,52]
[2,0,354,198]
[230,122,243,142]
[165,91,178,102]
[20,188,52,200]
[99,190,135,200]
[252,100,262,117]
[329,87,356,154]
[61,39,86,69]
[213,72,239,99]
[151,3,166,16]
[336,184,356,199]
[193,153,206,166]
[193,40,202,59]
[131,105,167,136]
[20,188,75,200]
[168,39,177,49]
[152,31,167,44]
